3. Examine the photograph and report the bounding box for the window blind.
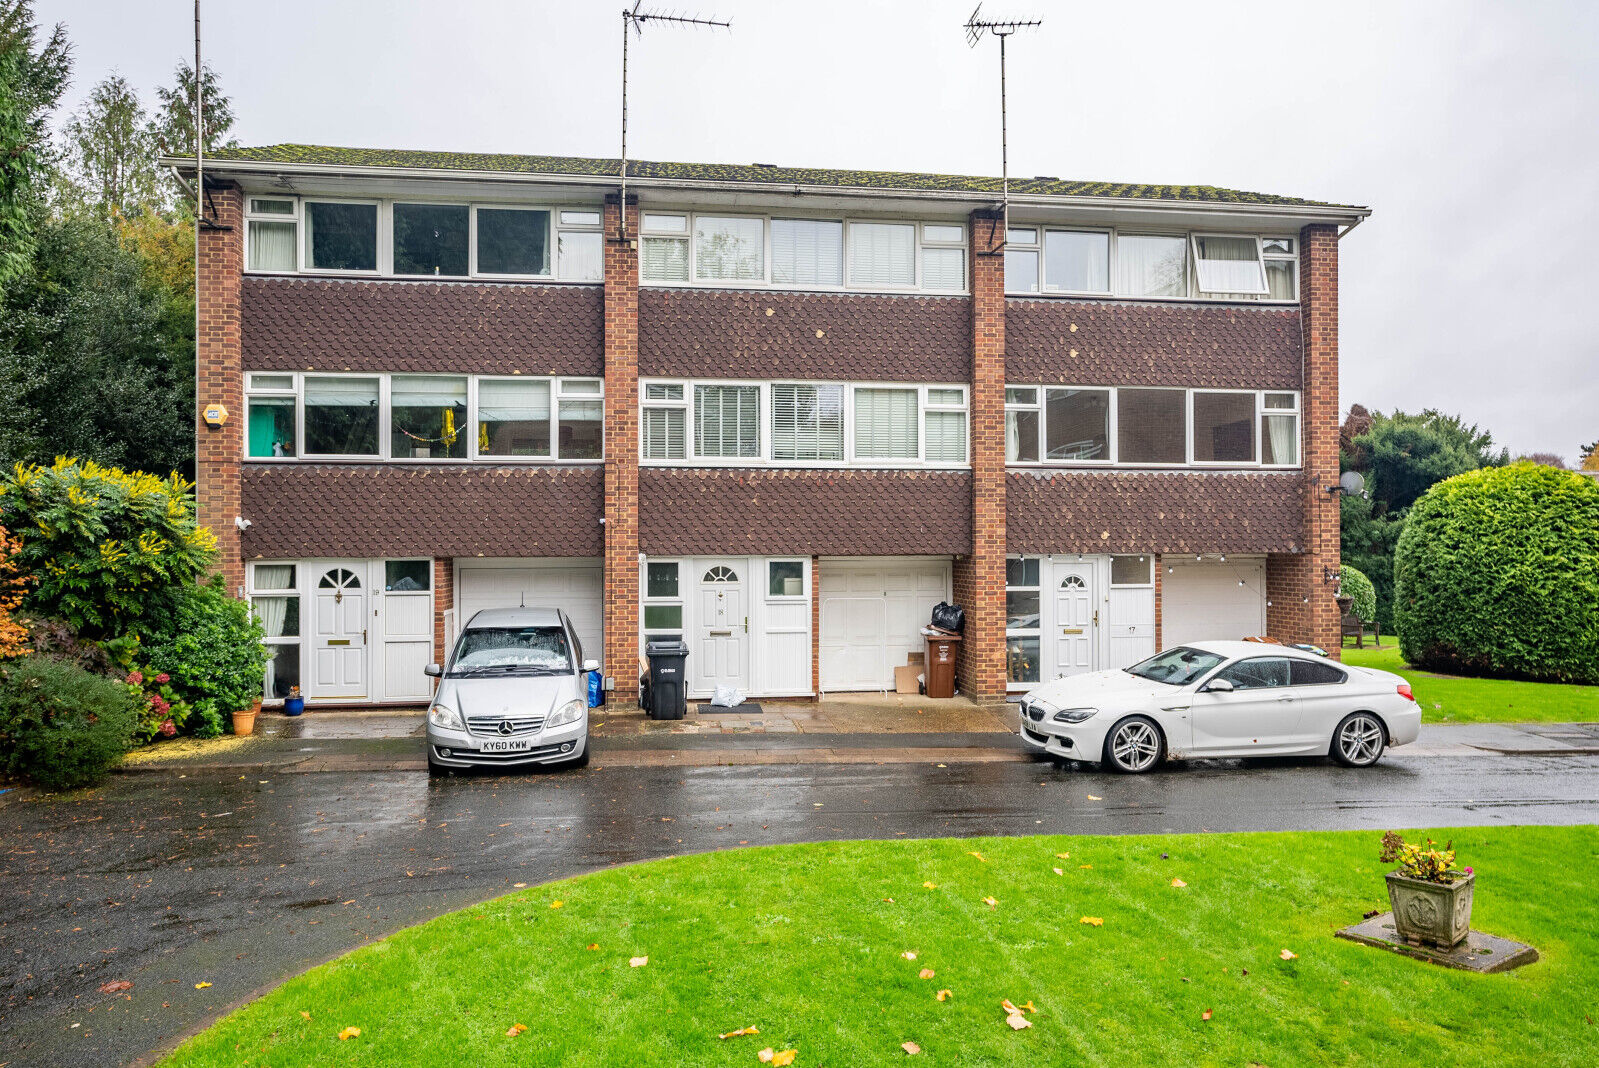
[694,385,760,457]
[924,410,967,463]
[642,237,689,282]
[478,379,551,421]
[772,384,844,460]
[304,377,379,407]
[694,217,765,281]
[642,407,686,459]
[921,247,964,291]
[391,376,467,408]
[771,219,844,287]
[853,387,918,459]
[848,222,916,287]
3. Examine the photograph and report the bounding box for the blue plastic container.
[284,695,305,716]
[586,670,602,708]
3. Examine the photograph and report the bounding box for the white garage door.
[819,558,951,692]
[455,559,604,665]
[1163,558,1266,650]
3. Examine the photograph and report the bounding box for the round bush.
[0,656,137,790]
[136,579,268,737]
[1339,564,1377,623]
[1394,463,1599,683]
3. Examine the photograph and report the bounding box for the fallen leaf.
[550,901,564,909]
[968,851,987,862]
[771,1050,798,1066]
[1052,867,1064,875]
[719,1026,760,1039]
[98,980,133,993]
[759,1049,775,1063]
[983,896,998,909]
[936,989,952,1002]
[1079,916,1104,927]
[1086,794,1102,801]
[901,950,918,960]
[338,1026,361,1041]
[882,897,895,903]
[588,943,600,951]
[1201,1009,1213,1021]
[630,956,649,967]
[513,883,526,888]
[1171,878,1187,888]
[918,968,935,979]
[1019,1001,1037,1013]
[1280,949,1297,960]
[506,1023,528,1037]
[923,881,937,889]
[1006,1013,1032,1031]
[299,1011,311,1020]
[903,1040,922,1054]
[194,981,211,989]
[1055,852,1070,859]
[1080,864,1092,869]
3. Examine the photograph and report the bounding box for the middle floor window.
[641,380,968,468]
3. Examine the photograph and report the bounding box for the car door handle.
[1276,695,1295,702]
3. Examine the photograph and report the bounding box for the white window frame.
[300,198,384,276]
[1002,384,1302,471]
[1041,386,1114,466]
[639,212,692,284]
[248,561,303,704]
[1003,227,1041,294]
[470,204,554,280]
[919,222,967,292]
[241,372,604,464]
[1040,227,1113,296]
[388,201,472,279]
[243,197,301,273]
[1262,237,1299,300]
[638,378,970,469]
[641,382,690,461]
[1004,386,1041,463]
[1005,555,1043,689]
[765,558,809,600]
[640,557,686,650]
[1109,554,1155,588]
[554,208,604,283]
[1190,233,1268,296]
[690,213,769,286]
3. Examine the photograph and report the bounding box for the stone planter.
[1386,870,1474,947]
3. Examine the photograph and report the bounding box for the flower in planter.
[1379,830,1467,884]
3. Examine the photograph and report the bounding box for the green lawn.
[164,827,1599,1067]
[1343,642,1599,724]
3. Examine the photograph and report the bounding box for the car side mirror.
[582,659,600,673]
[424,663,442,678]
[1203,677,1234,693]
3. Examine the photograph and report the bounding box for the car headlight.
[1052,707,1099,724]
[546,699,585,729]
[428,704,463,731]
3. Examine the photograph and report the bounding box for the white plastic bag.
[710,685,745,708]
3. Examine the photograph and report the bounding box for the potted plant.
[232,698,261,737]
[284,685,305,716]
[1379,831,1474,947]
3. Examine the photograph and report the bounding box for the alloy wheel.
[1110,720,1161,772]
[1337,714,1384,765]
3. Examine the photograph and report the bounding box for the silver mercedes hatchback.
[423,607,596,776]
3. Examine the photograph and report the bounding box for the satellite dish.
[1339,470,1367,497]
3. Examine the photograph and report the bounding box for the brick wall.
[811,555,821,696]
[196,184,245,594]
[1265,224,1341,653]
[952,208,1007,701]
[602,195,641,708]
[432,557,454,669]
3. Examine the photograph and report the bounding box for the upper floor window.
[1004,225,1297,302]
[242,196,603,281]
[639,212,966,294]
[244,372,603,463]
[641,379,968,468]
[1005,384,1299,469]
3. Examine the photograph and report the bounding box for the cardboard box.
[894,664,922,695]
[906,650,925,665]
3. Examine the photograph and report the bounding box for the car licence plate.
[480,738,533,753]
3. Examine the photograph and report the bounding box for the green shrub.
[1339,564,1377,623]
[135,579,267,737]
[1394,463,1599,683]
[0,458,216,637]
[0,656,137,789]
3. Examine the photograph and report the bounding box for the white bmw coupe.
[1018,641,1421,773]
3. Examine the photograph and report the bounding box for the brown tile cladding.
[639,469,972,557]
[638,288,970,382]
[1005,470,1306,555]
[241,277,603,375]
[1004,297,1302,388]
[240,465,602,559]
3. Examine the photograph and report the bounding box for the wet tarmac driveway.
[4,750,1598,1066]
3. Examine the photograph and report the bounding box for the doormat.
[696,702,764,716]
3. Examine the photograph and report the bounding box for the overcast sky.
[38,0,1599,461]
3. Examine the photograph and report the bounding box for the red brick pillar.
[602,194,641,708]
[1153,554,1164,649]
[432,558,454,667]
[195,183,245,595]
[951,208,1007,701]
[1267,224,1342,657]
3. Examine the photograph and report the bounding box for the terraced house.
[175,145,1367,709]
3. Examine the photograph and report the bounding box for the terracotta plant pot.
[232,708,257,737]
[1386,869,1474,947]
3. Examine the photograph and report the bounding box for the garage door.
[455,559,603,664]
[819,559,951,692]
[1162,558,1266,650]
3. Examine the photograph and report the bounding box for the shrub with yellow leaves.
[0,526,30,660]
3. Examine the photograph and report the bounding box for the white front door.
[1051,560,1097,679]
[693,563,748,694]
[312,564,367,699]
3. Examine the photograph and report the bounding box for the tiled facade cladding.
[201,184,1343,701]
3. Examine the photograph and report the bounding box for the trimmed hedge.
[1394,463,1599,683]
[0,656,137,790]
[1339,564,1377,623]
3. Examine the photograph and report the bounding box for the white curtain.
[848,222,915,287]
[1045,230,1109,292]
[854,387,918,459]
[1265,413,1298,465]
[557,231,603,282]
[248,221,296,271]
[772,219,843,287]
[694,217,765,281]
[1193,235,1266,294]
[1115,235,1187,297]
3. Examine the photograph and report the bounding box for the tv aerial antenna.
[964,4,1042,252]
[620,3,731,240]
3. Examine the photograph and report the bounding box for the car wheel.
[1331,712,1386,767]
[566,741,591,769]
[1102,715,1164,774]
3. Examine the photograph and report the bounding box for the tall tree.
[0,0,69,288]
[149,62,236,211]
[60,72,160,219]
